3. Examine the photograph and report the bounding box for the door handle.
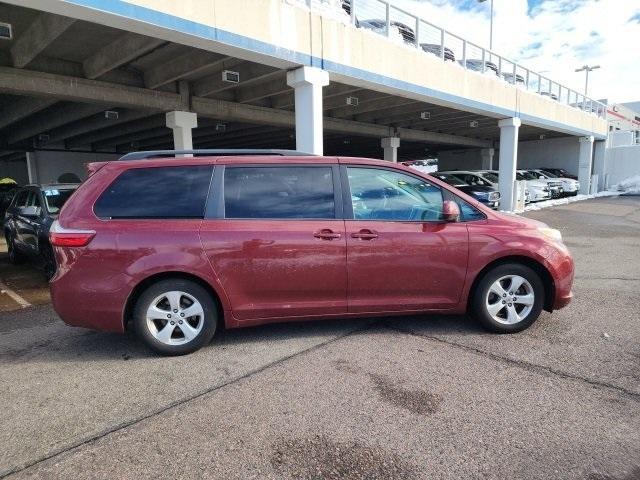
[351,229,378,240]
[313,229,342,240]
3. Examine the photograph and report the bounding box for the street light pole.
[478,0,494,50]
[575,65,600,96]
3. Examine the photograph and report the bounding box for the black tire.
[471,263,544,333]
[6,233,25,265]
[132,279,218,356]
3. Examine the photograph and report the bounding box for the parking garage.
[0,0,608,211]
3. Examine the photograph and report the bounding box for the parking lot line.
[0,280,32,309]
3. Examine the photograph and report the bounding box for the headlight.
[538,227,563,243]
[472,191,489,199]
[489,192,500,201]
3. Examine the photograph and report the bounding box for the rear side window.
[224,166,335,219]
[94,165,213,219]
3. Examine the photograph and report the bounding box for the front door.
[200,164,347,321]
[343,165,468,313]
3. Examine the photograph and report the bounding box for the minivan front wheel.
[472,263,544,333]
[133,279,218,355]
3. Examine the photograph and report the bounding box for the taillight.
[49,220,95,247]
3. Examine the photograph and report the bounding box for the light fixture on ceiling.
[0,22,12,40]
[215,123,227,132]
[469,120,479,128]
[346,96,359,106]
[222,70,240,83]
[104,110,119,120]
[539,134,546,140]
[420,111,430,120]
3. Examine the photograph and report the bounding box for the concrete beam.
[396,128,492,148]
[0,97,57,130]
[68,115,168,148]
[101,127,169,151]
[0,67,185,111]
[354,102,439,123]
[271,84,362,110]
[193,62,276,97]
[329,97,415,118]
[50,110,153,145]
[235,72,289,103]
[84,33,166,80]
[11,13,75,68]
[144,50,227,89]
[6,103,108,145]
[324,90,388,112]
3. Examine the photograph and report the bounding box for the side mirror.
[442,200,460,222]
[20,206,40,217]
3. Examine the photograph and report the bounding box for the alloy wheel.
[145,291,204,345]
[485,275,535,325]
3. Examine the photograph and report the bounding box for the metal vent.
[346,96,359,106]
[222,70,240,83]
[420,111,430,120]
[104,110,119,120]
[0,22,12,40]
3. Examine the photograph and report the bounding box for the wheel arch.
[467,255,555,312]
[123,271,225,331]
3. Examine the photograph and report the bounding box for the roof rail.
[118,149,315,161]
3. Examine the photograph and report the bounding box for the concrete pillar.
[480,148,495,170]
[286,66,330,155]
[166,111,198,157]
[381,137,400,162]
[592,139,607,192]
[26,151,39,183]
[497,117,521,211]
[577,136,594,195]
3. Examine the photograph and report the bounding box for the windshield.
[433,174,465,186]
[43,188,75,214]
[541,170,559,178]
[519,171,538,180]
[482,172,499,183]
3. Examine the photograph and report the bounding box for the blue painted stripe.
[59,0,605,138]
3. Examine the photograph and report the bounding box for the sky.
[393,0,640,103]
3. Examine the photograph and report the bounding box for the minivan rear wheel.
[472,263,544,333]
[132,279,218,355]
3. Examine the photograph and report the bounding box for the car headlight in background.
[538,227,563,243]
[471,191,489,199]
[488,192,500,201]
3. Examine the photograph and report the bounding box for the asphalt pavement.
[1,196,638,479]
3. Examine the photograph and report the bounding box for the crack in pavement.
[575,276,640,281]
[388,325,640,401]
[0,321,376,479]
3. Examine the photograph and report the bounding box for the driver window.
[347,167,443,221]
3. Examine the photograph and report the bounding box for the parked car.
[49,150,573,355]
[540,91,559,101]
[474,170,531,204]
[0,181,19,218]
[431,172,500,209]
[420,43,456,62]
[4,183,79,278]
[502,72,525,86]
[460,59,499,77]
[360,19,415,44]
[518,170,563,198]
[529,169,579,197]
[540,168,578,180]
[511,171,552,202]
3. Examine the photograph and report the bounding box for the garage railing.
[304,0,607,119]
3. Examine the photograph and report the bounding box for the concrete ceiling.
[0,2,568,164]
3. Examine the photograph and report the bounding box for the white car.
[531,169,579,196]
[474,170,532,205]
[518,170,564,198]
[514,171,552,202]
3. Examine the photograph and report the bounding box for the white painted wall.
[604,145,640,187]
[608,131,635,147]
[28,150,119,184]
[437,149,484,171]
[515,137,580,175]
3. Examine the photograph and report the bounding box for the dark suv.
[49,150,574,356]
[4,183,78,278]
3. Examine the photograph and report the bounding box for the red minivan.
[49,151,574,355]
